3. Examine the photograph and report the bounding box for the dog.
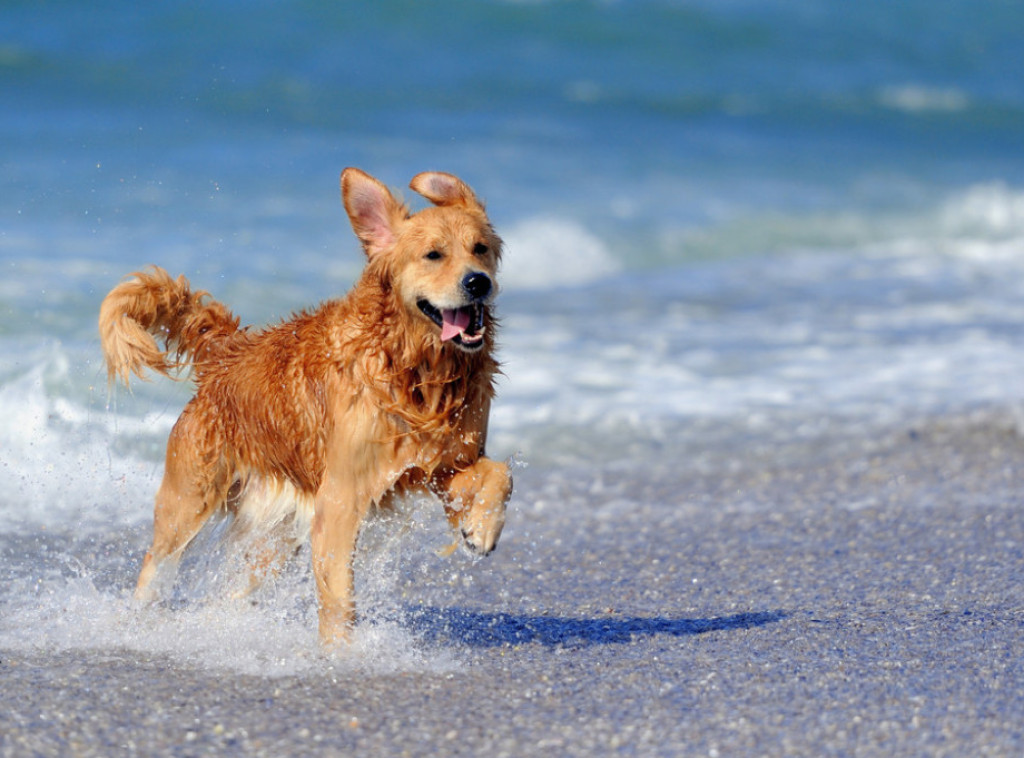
[99,168,513,646]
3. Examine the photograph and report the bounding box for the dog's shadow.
[406,606,786,648]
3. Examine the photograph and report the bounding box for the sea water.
[2,0,1024,673]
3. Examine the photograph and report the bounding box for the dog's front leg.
[437,457,513,555]
[310,480,364,647]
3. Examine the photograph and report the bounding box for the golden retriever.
[99,168,512,646]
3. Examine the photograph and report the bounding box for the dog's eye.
[424,250,443,261]
[473,243,489,256]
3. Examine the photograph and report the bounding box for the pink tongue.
[440,308,471,341]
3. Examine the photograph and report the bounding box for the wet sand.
[2,409,1023,757]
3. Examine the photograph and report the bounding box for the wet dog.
[99,168,512,646]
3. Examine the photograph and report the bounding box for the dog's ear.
[409,172,484,212]
[341,168,406,258]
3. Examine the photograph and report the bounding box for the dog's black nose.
[462,272,492,301]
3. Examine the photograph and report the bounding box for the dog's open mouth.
[417,300,486,349]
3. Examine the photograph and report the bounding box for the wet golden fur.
[99,168,513,646]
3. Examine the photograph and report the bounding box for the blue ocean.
[2,0,1024,688]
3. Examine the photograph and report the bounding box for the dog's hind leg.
[230,522,302,600]
[225,480,312,599]
[134,415,227,605]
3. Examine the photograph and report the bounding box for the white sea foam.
[0,572,460,677]
[878,84,970,113]
[489,185,1024,463]
[0,500,466,677]
[937,182,1024,243]
[0,350,163,532]
[500,217,620,290]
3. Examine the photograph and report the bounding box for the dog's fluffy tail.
[99,266,241,386]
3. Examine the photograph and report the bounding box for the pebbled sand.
[2,409,1023,757]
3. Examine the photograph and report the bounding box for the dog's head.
[341,168,502,353]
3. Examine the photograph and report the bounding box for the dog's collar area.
[417,299,486,350]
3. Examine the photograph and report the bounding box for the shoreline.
[2,406,1023,756]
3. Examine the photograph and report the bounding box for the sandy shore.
[2,409,1023,757]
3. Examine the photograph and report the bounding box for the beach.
[3,1,1024,755]
[3,409,1022,756]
